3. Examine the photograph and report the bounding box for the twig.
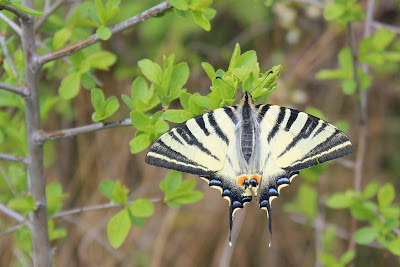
[0,153,29,165]
[0,11,22,35]
[35,0,66,31]
[372,21,400,35]
[51,198,161,219]
[0,223,24,238]
[36,118,132,143]
[0,203,32,229]
[37,1,172,65]
[0,4,30,21]
[0,33,19,78]
[336,158,356,169]
[347,0,375,257]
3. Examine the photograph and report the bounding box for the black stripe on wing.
[267,107,286,142]
[176,125,220,161]
[208,111,229,145]
[145,140,213,175]
[278,114,319,157]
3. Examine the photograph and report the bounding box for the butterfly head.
[241,91,255,106]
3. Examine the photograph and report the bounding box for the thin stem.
[347,0,375,257]
[0,11,22,35]
[0,166,18,197]
[0,224,24,238]
[36,118,132,143]
[0,203,32,228]
[35,0,66,31]
[50,198,162,219]
[0,153,29,164]
[372,21,400,34]
[37,1,172,65]
[0,32,19,79]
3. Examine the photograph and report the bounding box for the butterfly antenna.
[216,76,243,97]
[253,70,274,91]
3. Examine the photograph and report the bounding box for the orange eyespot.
[237,176,248,186]
[250,175,261,185]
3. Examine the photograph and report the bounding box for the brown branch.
[37,1,172,66]
[0,153,29,165]
[292,0,326,8]
[36,118,132,143]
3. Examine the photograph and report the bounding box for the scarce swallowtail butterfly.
[145,91,354,245]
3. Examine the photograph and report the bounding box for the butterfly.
[145,91,353,244]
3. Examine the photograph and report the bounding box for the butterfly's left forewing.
[145,107,238,176]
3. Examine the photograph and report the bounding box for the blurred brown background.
[2,0,400,266]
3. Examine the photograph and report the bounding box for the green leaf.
[160,170,182,197]
[340,250,355,265]
[154,120,169,134]
[91,88,105,114]
[170,62,189,91]
[168,191,203,204]
[372,27,396,52]
[326,193,352,209]
[131,77,148,101]
[354,227,379,244]
[318,252,339,266]
[138,59,162,84]
[341,79,356,95]
[378,183,395,208]
[86,51,117,70]
[298,184,318,219]
[99,180,115,200]
[53,28,72,50]
[96,26,112,40]
[128,199,154,217]
[316,69,346,80]
[361,182,379,200]
[323,3,345,21]
[46,183,68,216]
[338,47,353,75]
[107,209,131,248]
[59,72,81,99]
[130,216,146,227]
[111,181,129,206]
[7,196,35,212]
[81,73,97,89]
[191,10,211,31]
[232,51,257,70]
[169,0,189,10]
[202,62,216,80]
[95,0,106,25]
[10,3,43,16]
[104,96,119,118]
[130,111,152,131]
[388,238,400,256]
[162,110,194,123]
[350,202,376,220]
[130,133,151,154]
